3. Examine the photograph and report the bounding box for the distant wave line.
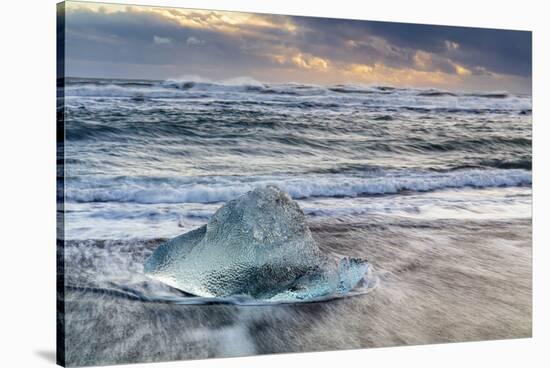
[63,76,525,100]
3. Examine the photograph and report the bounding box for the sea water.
[58,77,531,366]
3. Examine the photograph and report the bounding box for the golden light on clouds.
[63,1,531,93]
[454,64,472,76]
[267,44,331,72]
[345,63,447,86]
[289,53,330,71]
[149,8,297,35]
[347,64,375,75]
[67,1,297,36]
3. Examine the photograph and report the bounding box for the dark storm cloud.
[64,6,290,79]
[291,16,532,76]
[67,9,245,64]
[369,22,531,77]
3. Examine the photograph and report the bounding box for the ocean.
[58,76,532,366]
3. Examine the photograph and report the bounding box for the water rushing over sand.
[61,216,531,366]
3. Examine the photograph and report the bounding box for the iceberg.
[144,185,369,301]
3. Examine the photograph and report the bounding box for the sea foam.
[66,169,532,205]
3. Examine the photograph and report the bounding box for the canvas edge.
[56,1,67,366]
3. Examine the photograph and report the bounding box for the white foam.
[66,169,532,205]
[64,78,532,111]
[64,186,531,240]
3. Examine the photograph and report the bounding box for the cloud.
[292,16,531,77]
[454,64,472,76]
[269,48,330,71]
[186,36,204,46]
[153,35,172,45]
[63,2,532,93]
[413,51,432,69]
[291,53,329,71]
[345,62,447,86]
[445,40,460,51]
[471,66,495,76]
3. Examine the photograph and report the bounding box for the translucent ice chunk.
[144,185,369,301]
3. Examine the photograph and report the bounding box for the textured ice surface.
[144,186,369,301]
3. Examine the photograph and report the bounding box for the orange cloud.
[345,63,448,86]
[268,47,330,72]
[454,64,472,76]
[290,53,330,71]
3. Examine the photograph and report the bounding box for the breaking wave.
[61,76,532,241]
[63,77,522,101]
[66,169,532,205]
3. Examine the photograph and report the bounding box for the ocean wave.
[64,77,527,103]
[415,90,512,99]
[408,137,532,153]
[417,90,457,97]
[65,169,532,205]
[64,84,186,99]
[328,86,378,94]
[64,81,311,99]
[466,92,510,99]
[478,158,532,170]
[65,77,156,87]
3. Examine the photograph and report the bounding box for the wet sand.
[60,216,532,366]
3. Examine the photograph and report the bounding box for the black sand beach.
[60,216,531,366]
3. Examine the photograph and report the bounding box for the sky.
[60,1,532,93]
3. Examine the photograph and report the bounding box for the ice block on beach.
[144,185,368,301]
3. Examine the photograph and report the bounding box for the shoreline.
[61,216,532,366]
